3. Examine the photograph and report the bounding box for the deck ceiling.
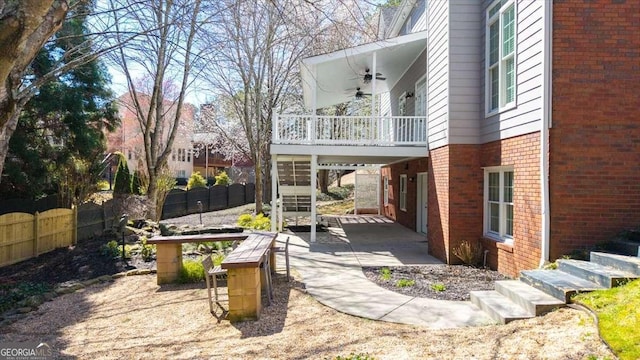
[301,31,427,110]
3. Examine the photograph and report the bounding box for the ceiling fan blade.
[376,76,386,80]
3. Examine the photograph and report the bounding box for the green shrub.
[0,282,52,313]
[380,267,392,281]
[430,283,446,292]
[178,259,205,283]
[212,251,225,266]
[215,171,231,185]
[140,237,155,262]
[113,152,132,195]
[187,171,207,190]
[101,240,120,258]
[396,279,415,288]
[237,214,253,228]
[237,213,270,230]
[97,179,110,191]
[252,214,271,230]
[131,170,143,195]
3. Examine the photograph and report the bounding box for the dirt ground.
[0,273,614,360]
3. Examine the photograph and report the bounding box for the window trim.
[483,166,514,243]
[399,174,407,212]
[485,0,517,116]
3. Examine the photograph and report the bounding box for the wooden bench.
[221,232,277,322]
[147,233,248,285]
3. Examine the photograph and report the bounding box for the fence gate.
[354,170,380,215]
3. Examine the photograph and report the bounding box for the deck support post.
[271,154,278,232]
[310,154,318,242]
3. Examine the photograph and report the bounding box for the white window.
[172,149,176,162]
[187,149,191,163]
[399,174,407,211]
[486,0,516,114]
[383,176,389,206]
[404,16,412,34]
[176,170,186,178]
[484,167,514,242]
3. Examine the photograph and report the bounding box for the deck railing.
[273,114,428,146]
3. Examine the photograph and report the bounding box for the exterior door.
[415,77,427,142]
[417,172,428,233]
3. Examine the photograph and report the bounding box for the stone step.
[470,290,534,324]
[590,252,640,276]
[519,270,605,302]
[608,240,640,257]
[494,280,565,316]
[557,259,638,288]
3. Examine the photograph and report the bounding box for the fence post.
[102,200,107,230]
[34,211,40,256]
[73,205,78,245]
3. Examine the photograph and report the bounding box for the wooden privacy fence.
[0,207,77,267]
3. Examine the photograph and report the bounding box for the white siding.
[427,0,449,149]
[480,0,544,143]
[390,50,427,116]
[449,0,482,144]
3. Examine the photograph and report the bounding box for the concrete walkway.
[275,215,493,329]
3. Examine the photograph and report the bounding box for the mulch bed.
[363,265,511,301]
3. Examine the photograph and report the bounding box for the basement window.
[484,167,513,242]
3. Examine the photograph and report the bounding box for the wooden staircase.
[471,252,640,324]
[274,157,313,227]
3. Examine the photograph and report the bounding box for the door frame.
[416,172,428,233]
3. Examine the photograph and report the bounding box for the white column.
[271,154,278,232]
[354,170,358,215]
[310,154,318,242]
[371,52,377,118]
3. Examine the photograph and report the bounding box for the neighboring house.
[106,92,195,180]
[271,0,640,277]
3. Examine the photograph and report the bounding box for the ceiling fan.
[362,68,386,83]
[354,87,371,99]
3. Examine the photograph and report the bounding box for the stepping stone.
[519,269,605,302]
[590,252,640,276]
[470,290,533,324]
[494,280,565,315]
[557,259,638,288]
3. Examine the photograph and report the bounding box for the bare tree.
[106,0,204,220]
[198,0,376,213]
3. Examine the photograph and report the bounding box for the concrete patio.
[277,215,494,329]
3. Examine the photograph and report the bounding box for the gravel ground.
[0,275,614,359]
[364,265,511,301]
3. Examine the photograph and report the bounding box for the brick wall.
[480,132,541,277]
[551,0,640,259]
[427,144,484,266]
[381,158,429,230]
[428,146,450,261]
[448,145,483,264]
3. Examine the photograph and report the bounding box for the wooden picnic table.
[147,233,248,285]
[222,231,277,321]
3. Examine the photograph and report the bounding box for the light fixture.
[405,92,414,99]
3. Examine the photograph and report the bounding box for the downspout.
[539,1,552,267]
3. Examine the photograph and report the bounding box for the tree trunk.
[254,161,263,214]
[147,170,159,221]
[336,170,343,187]
[0,1,69,181]
[318,169,330,194]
